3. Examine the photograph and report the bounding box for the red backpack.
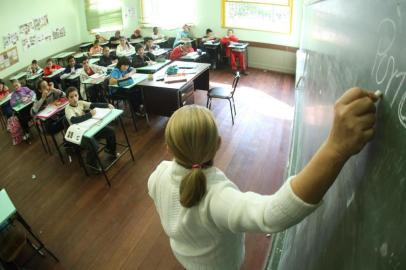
[7,116,23,145]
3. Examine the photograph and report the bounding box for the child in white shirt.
[148,88,379,270]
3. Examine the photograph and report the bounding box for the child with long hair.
[148,87,379,269]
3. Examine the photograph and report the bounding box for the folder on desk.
[164,74,187,83]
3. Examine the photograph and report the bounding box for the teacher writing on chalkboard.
[148,87,379,270]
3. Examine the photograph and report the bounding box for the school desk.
[52,51,75,66]
[135,60,171,74]
[83,109,134,186]
[179,51,207,62]
[228,42,249,70]
[129,38,143,45]
[0,94,11,129]
[203,40,221,69]
[0,189,59,262]
[79,42,92,52]
[43,68,66,79]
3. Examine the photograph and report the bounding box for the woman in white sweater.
[148,88,379,270]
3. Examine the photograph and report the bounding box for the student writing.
[132,44,155,68]
[116,36,135,57]
[79,57,106,101]
[148,87,379,269]
[65,87,116,170]
[170,41,194,61]
[26,60,42,77]
[89,40,103,56]
[220,29,247,75]
[98,47,118,67]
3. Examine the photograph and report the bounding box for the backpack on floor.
[6,116,23,145]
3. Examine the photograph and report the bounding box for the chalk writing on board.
[371,18,406,129]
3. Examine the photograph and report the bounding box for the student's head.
[95,34,101,40]
[227,29,234,36]
[11,80,21,90]
[67,56,76,67]
[67,87,79,106]
[165,105,221,208]
[103,46,110,56]
[37,80,50,93]
[144,37,153,47]
[134,29,141,36]
[93,39,100,46]
[116,57,131,72]
[31,59,38,68]
[46,58,53,67]
[0,79,5,91]
[114,30,121,38]
[119,36,127,46]
[182,24,190,32]
[206,28,213,36]
[182,41,192,50]
[153,26,158,35]
[81,56,90,68]
[135,44,144,55]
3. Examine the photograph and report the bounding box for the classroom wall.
[78,0,302,74]
[0,0,83,79]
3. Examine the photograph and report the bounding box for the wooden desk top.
[138,61,210,90]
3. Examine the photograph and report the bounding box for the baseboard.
[248,61,296,74]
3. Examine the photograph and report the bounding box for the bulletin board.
[0,47,19,72]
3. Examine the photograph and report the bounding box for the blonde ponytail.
[165,105,220,208]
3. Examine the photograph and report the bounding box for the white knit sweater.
[148,161,319,270]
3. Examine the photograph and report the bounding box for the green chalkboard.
[267,0,406,269]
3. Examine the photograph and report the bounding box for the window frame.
[221,0,294,34]
[84,0,123,33]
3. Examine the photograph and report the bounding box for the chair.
[206,72,240,125]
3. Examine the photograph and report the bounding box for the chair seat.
[208,87,233,99]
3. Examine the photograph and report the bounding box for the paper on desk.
[77,118,99,129]
[92,107,112,119]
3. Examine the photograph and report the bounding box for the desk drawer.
[181,91,194,106]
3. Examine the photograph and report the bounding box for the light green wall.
[0,0,83,79]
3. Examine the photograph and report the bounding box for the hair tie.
[192,164,201,169]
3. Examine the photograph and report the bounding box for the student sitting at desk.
[10,80,36,140]
[132,44,155,68]
[31,80,66,134]
[152,26,164,40]
[43,58,63,87]
[0,79,12,118]
[109,57,143,115]
[65,86,116,169]
[95,33,108,43]
[173,24,194,48]
[64,56,82,74]
[130,29,142,40]
[26,60,42,77]
[116,36,135,58]
[89,40,103,56]
[98,47,118,67]
[79,57,106,101]
[170,41,194,61]
[201,29,218,69]
[144,37,157,61]
[109,30,121,44]
[220,29,247,75]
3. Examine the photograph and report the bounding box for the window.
[141,0,196,29]
[222,0,293,33]
[85,0,123,32]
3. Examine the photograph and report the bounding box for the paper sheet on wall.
[3,32,19,49]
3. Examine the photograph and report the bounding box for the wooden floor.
[0,67,295,270]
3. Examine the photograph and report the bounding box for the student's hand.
[108,104,114,109]
[90,109,96,116]
[41,90,48,99]
[326,87,378,160]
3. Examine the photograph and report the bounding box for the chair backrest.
[230,72,240,97]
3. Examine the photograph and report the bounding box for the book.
[164,74,187,83]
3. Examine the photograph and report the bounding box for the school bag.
[6,116,23,145]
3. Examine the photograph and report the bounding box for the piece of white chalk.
[375,90,383,98]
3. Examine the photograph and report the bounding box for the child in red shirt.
[170,42,194,61]
[0,79,12,118]
[43,58,62,76]
[221,29,247,75]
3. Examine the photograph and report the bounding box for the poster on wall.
[34,15,49,31]
[0,47,19,72]
[19,21,34,36]
[3,32,19,49]
[52,27,66,40]
[124,7,136,19]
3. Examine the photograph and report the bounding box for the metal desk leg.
[51,133,65,164]
[16,213,59,262]
[35,120,49,154]
[119,116,135,161]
